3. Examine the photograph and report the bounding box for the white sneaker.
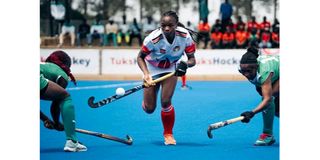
[64,140,87,152]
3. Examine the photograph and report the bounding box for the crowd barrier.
[40,48,279,81]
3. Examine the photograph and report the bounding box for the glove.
[43,119,54,129]
[175,61,188,76]
[240,111,255,123]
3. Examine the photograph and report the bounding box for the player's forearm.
[186,53,196,68]
[252,96,272,114]
[137,56,149,75]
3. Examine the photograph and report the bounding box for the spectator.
[219,0,233,32]
[142,16,157,38]
[197,19,211,49]
[221,26,235,48]
[227,18,236,33]
[210,27,222,49]
[88,18,105,46]
[271,26,279,48]
[58,19,76,47]
[235,16,246,31]
[247,16,260,33]
[260,16,271,31]
[211,19,222,32]
[248,28,260,48]
[117,15,130,46]
[272,18,280,34]
[129,18,143,46]
[235,24,249,48]
[259,26,272,48]
[76,18,90,46]
[105,20,118,46]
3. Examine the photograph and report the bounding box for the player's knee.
[161,100,171,108]
[142,101,156,114]
[56,91,70,101]
[143,107,156,114]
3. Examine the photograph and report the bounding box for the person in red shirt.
[197,19,211,49]
[260,16,271,31]
[227,18,236,33]
[248,28,260,47]
[259,27,272,48]
[211,19,222,32]
[247,16,260,33]
[235,15,246,31]
[235,25,249,48]
[221,26,235,48]
[271,27,279,48]
[210,27,222,49]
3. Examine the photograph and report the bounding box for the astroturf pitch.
[40,81,279,160]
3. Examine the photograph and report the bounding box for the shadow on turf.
[40,148,63,153]
[151,141,210,147]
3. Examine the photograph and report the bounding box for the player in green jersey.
[238,47,279,146]
[40,50,87,152]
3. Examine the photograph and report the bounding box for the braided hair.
[240,47,260,64]
[45,50,77,86]
[161,10,199,43]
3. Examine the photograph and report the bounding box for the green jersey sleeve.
[257,55,280,86]
[40,62,69,84]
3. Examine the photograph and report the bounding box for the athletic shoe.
[64,140,87,152]
[254,133,276,146]
[164,134,176,145]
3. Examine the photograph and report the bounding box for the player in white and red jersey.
[137,11,196,145]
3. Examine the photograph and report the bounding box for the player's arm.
[40,111,54,129]
[56,76,68,89]
[186,52,196,68]
[137,50,154,87]
[240,73,273,123]
[252,73,274,114]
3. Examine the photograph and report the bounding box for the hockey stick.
[207,116,244,139]
[75,128,133,145]
[88,72,175,108]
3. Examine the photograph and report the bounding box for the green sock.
[262,97,275,135]
[60,96,77,141]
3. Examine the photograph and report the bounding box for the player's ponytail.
[45,50,77,86]
[240,47,260,64]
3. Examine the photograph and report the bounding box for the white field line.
[67,81,142,91]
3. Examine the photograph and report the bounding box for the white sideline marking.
[67,82,142,91]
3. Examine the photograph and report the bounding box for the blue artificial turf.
[40,81,279,160]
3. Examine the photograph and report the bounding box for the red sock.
[161,105,175,135]
[181,75,186,86]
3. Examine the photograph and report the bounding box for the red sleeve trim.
[185,43,196,54]
[141,45,151,54]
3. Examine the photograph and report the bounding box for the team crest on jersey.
[173,46,180,52]
[160,49,166,54]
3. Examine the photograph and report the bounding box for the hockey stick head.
[126,135,133,145]
[88,96,99,108]
[207,126,213,139]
